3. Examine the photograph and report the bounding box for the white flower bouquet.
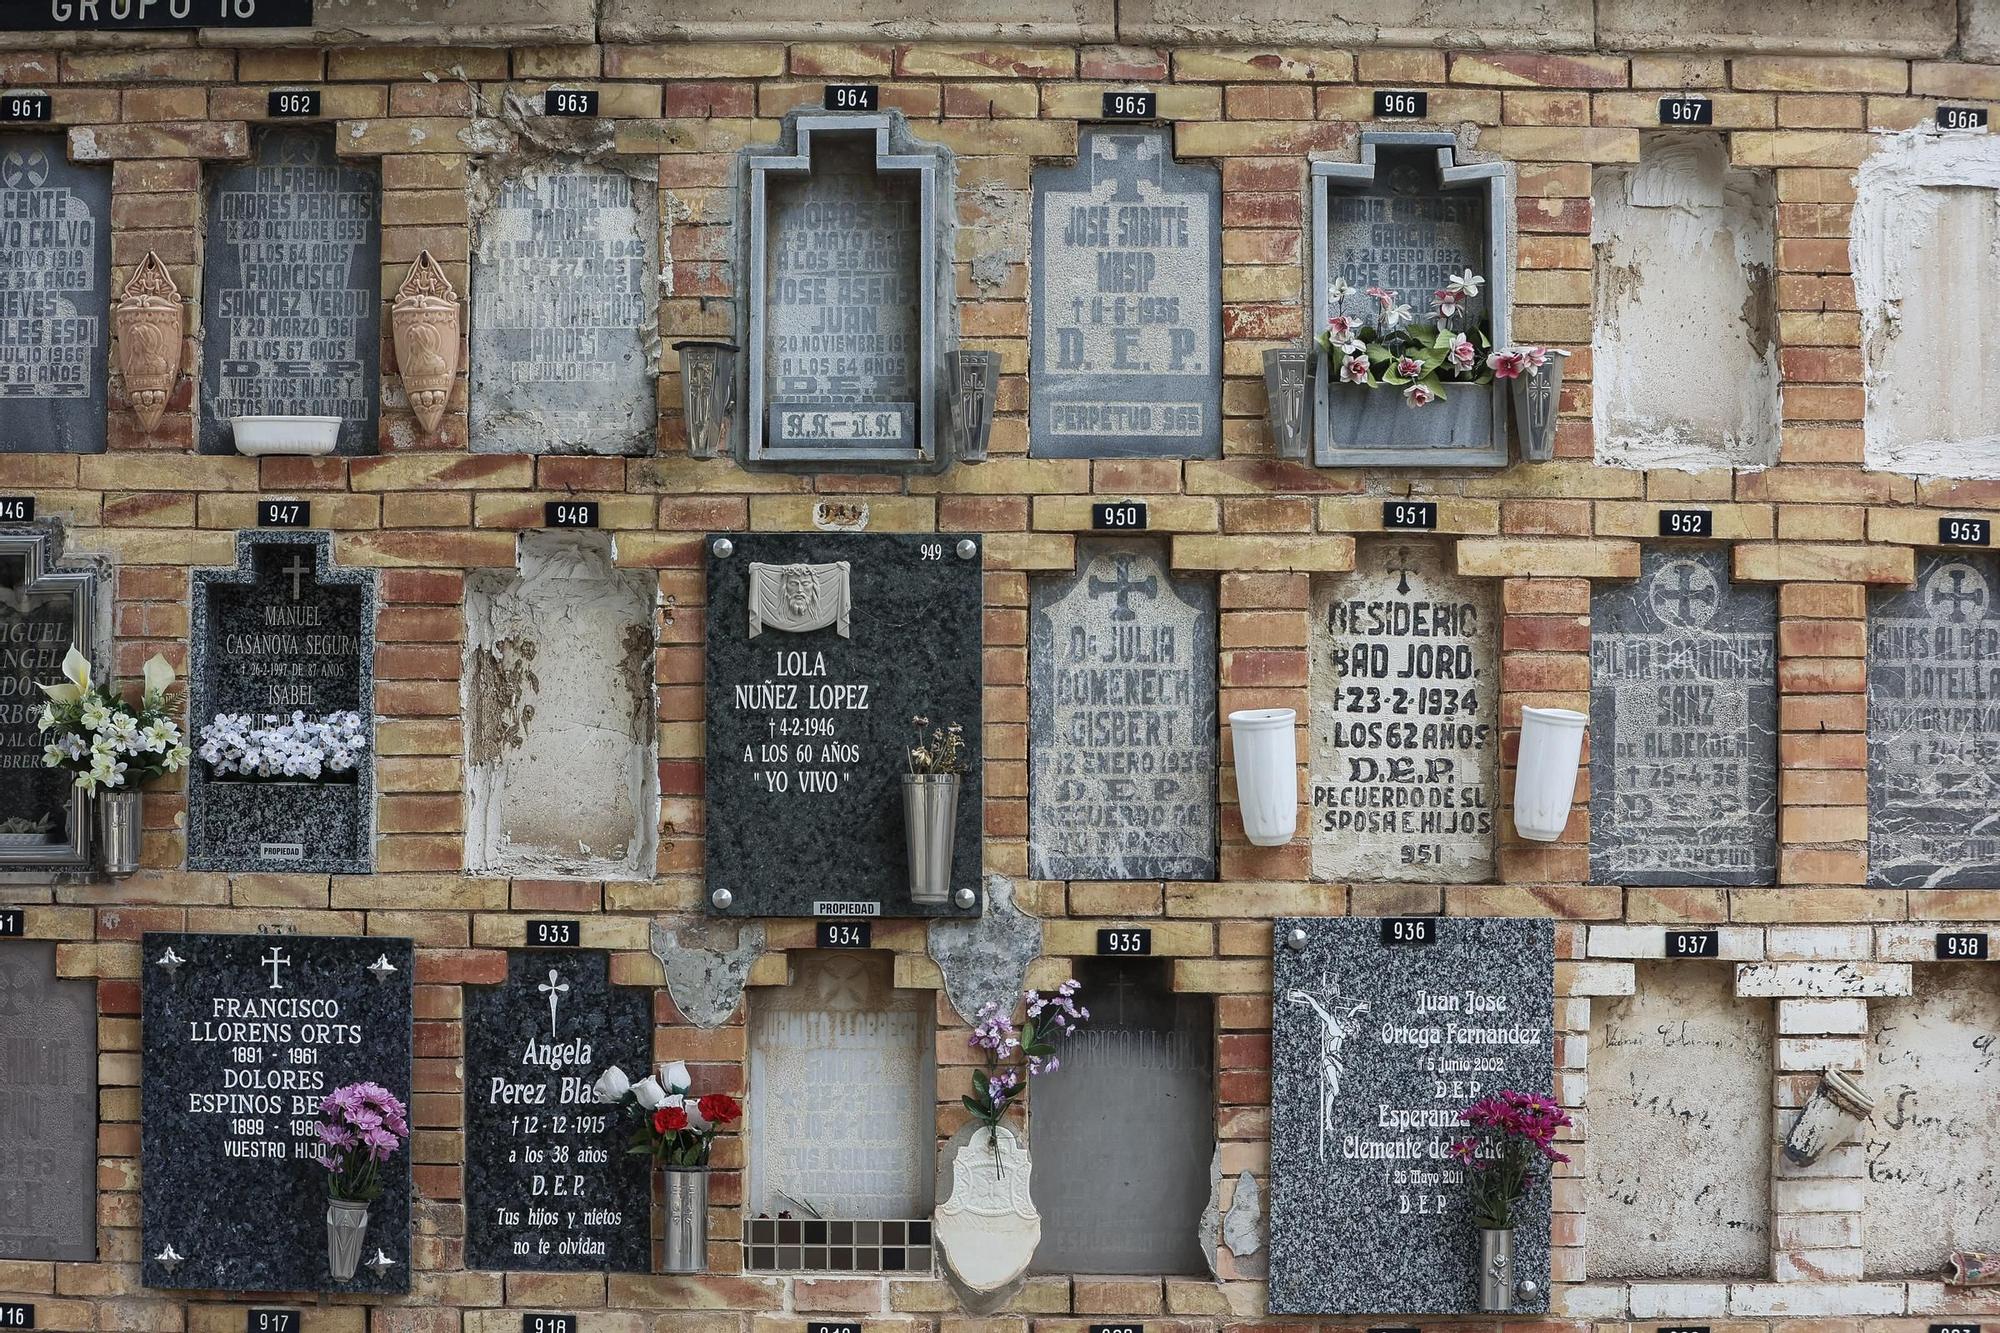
[197,710,369,782]
[37,646,191,794]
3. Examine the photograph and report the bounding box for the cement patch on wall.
[1854,127,2000,478]
[1586,964,1773,1279]
[1598,0,1953,54]
[1592,135,1778,471]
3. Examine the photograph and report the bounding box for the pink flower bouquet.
[315,1081,410,1204]
[1448,1088,1572,1230]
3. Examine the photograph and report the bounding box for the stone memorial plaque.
[1268,915,1553,1316]
[1028,958,1213,1275]
[1590,546,1777,886]
[0,135,108,453]
[746,952,935,1219]
[745,114,949,467]
[1029,541,1216,880]
[0,525,99,871]
[140,932,413,1293]
[1869,552,2000,887]
[464,950,652,1272]
[188,531,376,873]
[1029,127,1220,459]
[0,941,97,1260]
[704,533,981,918]
[470,160,658,455]
[199,129,381,456]
[1310,543,1497,882]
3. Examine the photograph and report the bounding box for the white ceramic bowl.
[230,416,342,456]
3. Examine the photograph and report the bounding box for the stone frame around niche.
[739,109,955,472]
[1309,131,1512,469]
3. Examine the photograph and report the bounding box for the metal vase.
[660,1166,708,1273]
[1510,350,1570,461]
[674,340,740,459]
[1783,1068,1874,1166]
[97,788,143,876]
[1478,1227,1515,1313]
[902,772,960,906]
[1261,347,1310,459]
[326,1199,370,1281]
[949,350,999,463]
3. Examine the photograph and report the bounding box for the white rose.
[592,1066,631,1103]
[630,1076,668,1110]
[657,1060,691,1093]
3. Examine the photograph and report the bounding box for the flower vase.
[933,1125,1040,1293]
[391,250,460,437]
[97,787,143,876]
[1321,379,1494,456]
[902,773,960,905]
[1511,706,1587,842]
[1478,1226,1515,1313]
[1509,350,1569,461]
[1782,1069,1873,1166]
[660,1166,708,1273]
[1227,707,1298,846]
[326,1198,370,1281]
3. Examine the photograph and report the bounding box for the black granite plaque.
[464,950,652,1272]
[199,129,380,456]
[0,525,99,870]
[1028,541,1216,880]
[1268,916,1554,1315]
[1030,127,1220,459]
[140,932,413,1294]
[1589,546,1777,886]
[1869,551,2000,887]
[704,533,981,917]
[0,941,97,1260]
[0,135,108,454]
[187,531,376,873]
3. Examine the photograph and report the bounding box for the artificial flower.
[592,1066,631,1103]
[657,1059,691,1093]
[1340,354,1371,384]
[37,646,90,705]
[1446,269,1484,297]
[1404,383,1438,407]
[1447,333,1478,372]
[1380,301,1414,329]
[141,653,175,699]
[1328,277,1355,303]
[1326,313,1359,342]
[1395,355,1424,379]
[631,1076,669,1110]
[1487,350,1526,379]
[1434,288,1464,319]
[653,1105,689,1134]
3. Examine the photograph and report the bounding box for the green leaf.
[962,1095,987,1117]
[972,1069,989,1095]
[1025,1042,1054,1057]
[1366,344,1393,364]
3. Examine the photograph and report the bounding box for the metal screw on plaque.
[953,887,976,909]
[1285,927,1309,951]
[1515,1277,1540,1301]
[710,888,733,910]
[955,539,977,560]
[711,538,734,560]
[154,1242,185,1273]
[156,946,187,974]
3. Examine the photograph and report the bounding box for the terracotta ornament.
[390,250,460,436]
[113,252,183,433]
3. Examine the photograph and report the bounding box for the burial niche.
[744,951,936,1273]
[0,134,109,453]
[0,524,103,873]
[1591,134,1778,470]
[1586,963,1772,1278]
[465,532,658,880]
[0,940,97,1260]
[1028,957,1214,1275]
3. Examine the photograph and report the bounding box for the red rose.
[697,1093,742,1126]
[654,1105,689,1134]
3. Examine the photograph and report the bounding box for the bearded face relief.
[747,561,852,638]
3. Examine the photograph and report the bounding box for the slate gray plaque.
[1028,957,1213,1276]
[470,160,658,456]
[0,135,108,453]
[140,931,412,1294]
[1869,551,2000,887]
[187,530,376,873]
[704,532,981,918]
[1028,540,1215,880]
[1268,915,1553,1316]
[1029,127,1220,459]
[1589,546,1777,886]
[0,940,97,1260]
[199,129,381,456]
[464,949,652,1272]
[0,524,100,871]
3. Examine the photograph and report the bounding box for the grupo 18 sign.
[1,0,314,29]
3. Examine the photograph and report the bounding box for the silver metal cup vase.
[1510,349,1570,462]
[1478,1226,1515,1313]
[326,1198,370,1281]
[673,340,739,460]
[97,787,143,876]
[949,350,1000,463]
[902,772,960,906]
[660,1166,708,1273]
[1261,347,1310,459]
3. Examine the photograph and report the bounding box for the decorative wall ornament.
[675,339,739,459]
[390,250,460,437]
[114,251,182,434]
[747,561,851,638]
[934,1124,1040,1293]
[1262,347,1310,459]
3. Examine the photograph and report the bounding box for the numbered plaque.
[1378,917,1436,946]
[0,905,21,936]
[1936,930,1990,960]
[247,1312,299,1333]
[0,499,33,523]
[822,85,878,112]
[1090,500,1148,531]
[1096,926,1152,955]
[543,89,599,117]
[1938,106,1989,131]
[816,920,872,948]
[525,920,579,947]
[1373,89,1427,118]
[0,1304,30,1329]
[255,499,310,528]
[1101,90,1157,119]
[266,90,319,117]
[1658,508,1713,538]
[523,1318,575,1333]
[1,93,51,122]
[543,501,599,529]
[1659,95,1714,125]
[1382,500,1437,530]
[1940,515,1991,546]
[1666,929,1720,958]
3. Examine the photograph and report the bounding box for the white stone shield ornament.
[933,1125,1040,1293]
[747,561,851,638]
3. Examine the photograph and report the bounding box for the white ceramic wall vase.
[1228,707,1298,847]
[230,416,342,456]
[933,1125,1040,1293]
[113,251,183,434]
[390,249,460,437]
[1782,1069,1873,1167]
[1511,706,1587,842]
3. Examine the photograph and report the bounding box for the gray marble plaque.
[1268,916,1553,1316]
[199,129,381,456]
[0,135,108,453]
[1589,546,1777,886]
[1029,127,1219,459]
[0,940,97,1260]
[1310,543,1497,882]
[1029,541,1216,880]
[470,161,658,456]
[1869,551,2000,887]
[1028,958,1213,1275]
[0,525,100,870]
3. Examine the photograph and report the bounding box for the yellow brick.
[745,496,939,532]
[1165,881,1346,917]
[1032,495,1220,533]
[911,458,1089,495]
[1172,534,1353,572]
[1039,84,1221,121]
[1480,126,1639,162]
[1171,957,1271,993]
[1732,56,1908,94]
[1729,132,1875,168]
[1594,502,1776,541]
[984,533,1076,570]
[898,44,1075,78]
[1867,506,2000,547]
[1043,921,1215,956]
[1317,496,1500,536]
[1455,537,1639,579]
[604,43,786,78]
[333,118,473,156]
[1732,542,1914,584]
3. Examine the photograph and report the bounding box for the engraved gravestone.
[1310,543,1497,882]
[0,940,97,1260]
[1030,127,1219,459]
[1869,551,2000,887]
[1590,546,1777,885]
[1268,916,1554,1315]
[1028,958,1213,1275]
[1029,541,1216,880]
[0,525,100,871]
[199,129,381,456]
[470,160,658,455]
[140,932,413,1293]
[704,533,981,918]
[0,134,108,453]
[464,949,651,1272]
[187,531,375,874]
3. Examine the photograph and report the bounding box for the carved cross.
[261,945,290,990]
[538,968,569,1038]
[1656,563,1716,626]
[1088,554,1159,623]
[1932,567,1988,624]
[281,553,310,602]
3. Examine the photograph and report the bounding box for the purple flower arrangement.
[314,1081,410,1203]
[962,980,1088,1159]
[1447,1088,1573,1230]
